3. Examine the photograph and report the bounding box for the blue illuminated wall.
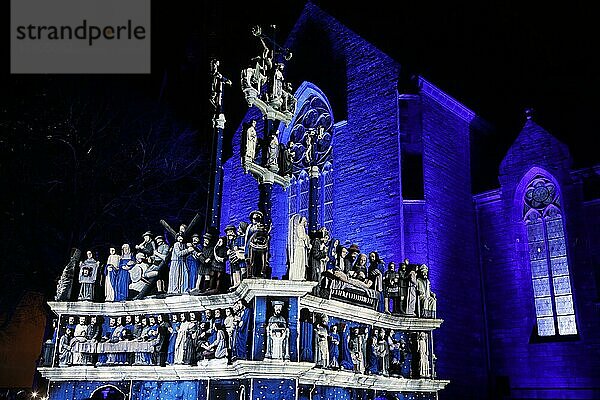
[221,3,402,278]
[476,119,600,398]
[418,85,487,399]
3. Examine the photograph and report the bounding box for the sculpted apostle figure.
[265,301,290,360]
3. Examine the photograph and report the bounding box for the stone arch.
[90,385,126,400]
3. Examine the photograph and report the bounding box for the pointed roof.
[499,112,572,180]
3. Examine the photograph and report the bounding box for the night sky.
[1,0,597,389]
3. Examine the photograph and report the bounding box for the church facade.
[221,3,600,399]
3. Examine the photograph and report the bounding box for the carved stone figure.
[417,332,430,378]
[416,264,437,318]
[115,244,133,301]
[135,231,156,258]
[193,232,215,292]
[328,324,340,369]
[270,63,285,104]
[282,82,297,114]
[243,119,258,164]
[229,222,248,290]
[245,211,269,278]
[174,313,190,364]
[279,140,295,177]
[287,214,310,280]
[367,327,381,375]
[151,235,169,294]
[187,233,201,291]
[314,314,329,368]
[405,268,418,316]
[349,327,365,374]
[184,313,199,365]
[198,236,229,296]
[55,248,81,301]
[156,314,171,367]
[129,253,149,299]
[265,301,290,360]
[209,58,232,109]
[71,316,89,365]
[265,131,280,173]
[309,228,329,282]
[104,247,120,302]
[377,329,390,377]
[167,313,179,365]
[58,328,74,367]
[78,251,99,301]
[85,315,103,366]
[344,244,360,274]
[383,262,398,313]
[167,233,193,294]
[233,300,252,360]
[350,253,368,281]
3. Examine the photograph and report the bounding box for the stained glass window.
[523,175,577,336]
[285,90,334,229]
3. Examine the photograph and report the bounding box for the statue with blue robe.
[233,300,251,360]
[115,244,133,301]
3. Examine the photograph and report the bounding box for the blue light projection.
[49,381,128,400]
[252,379,295,400]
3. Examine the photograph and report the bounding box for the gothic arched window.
[281,83,334,231]
[523,175,577,336]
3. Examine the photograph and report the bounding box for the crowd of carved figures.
[306,313,432,379]
[49,301,252,368]
[56,214,436,320]
[288,222,437,318]
[56,211,273,302]
[45,304,432,380]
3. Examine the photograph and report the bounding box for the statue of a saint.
[287,214,310,280]
[314,314,329,368]
[167,233,194,294]
[78,251,99,301]
[416,264,436,318]
[265,301,290,360]
[265,131,280,173]
[104,247,120,302]
[242,119,258,164]
[417,332,430,378]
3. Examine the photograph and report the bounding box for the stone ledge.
[300,294,443,331]
[47,281,442,331]
[47,280,318,316]
[38,361,449,392]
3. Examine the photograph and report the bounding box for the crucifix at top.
[239,25,297,230]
